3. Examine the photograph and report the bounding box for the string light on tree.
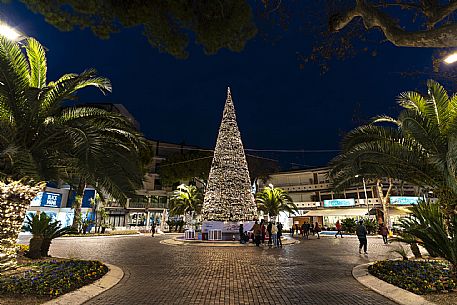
[202,88,257,222]
[0,180,44,271]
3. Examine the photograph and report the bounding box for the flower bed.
[368,260,456,295]
[0,260,108,297]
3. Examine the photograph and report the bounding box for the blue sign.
[81,189,96,208]
[30,192,62,208]
[323,199,355,208]
[390,196,420,205]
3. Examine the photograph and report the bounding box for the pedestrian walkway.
[49,235,399,305]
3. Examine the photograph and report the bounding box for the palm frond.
[25,38,47,89]
[0,36,29,117]
[39,69,111,116]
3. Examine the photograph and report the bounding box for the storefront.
[301,207,369,229]
[25,186,97,229]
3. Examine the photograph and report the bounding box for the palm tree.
[0,37,146,271]
[169,184,203,229]
[23,213,50,259]
[255,186,297,220]
[41,220,74,257]
[329,80,457,217]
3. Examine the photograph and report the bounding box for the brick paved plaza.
[49,235,400,305]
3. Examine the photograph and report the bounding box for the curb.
[56,233,143,240]
[43,263,124,305]
[352,263,436,305]
[160,237,299,247]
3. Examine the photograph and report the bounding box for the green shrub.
[397,201,457,275]
[0,260,108,297]
[369,260,456,295]
[341,218,357,233]
[362,218,378,235]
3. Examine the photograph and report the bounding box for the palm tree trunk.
[28,235,43,259]
[185,212,192,230]
[0,197,30,270]
[71,178,86,231]
[0,182,42,272]
[377,178,393,230]
[41,239,52,257]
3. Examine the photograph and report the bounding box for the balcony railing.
[128,201,169,209]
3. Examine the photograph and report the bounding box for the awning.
[368,206,412,217]
[390,206,412,216]
[303,208,369,217]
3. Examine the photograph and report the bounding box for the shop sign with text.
[390,196,420,205]
[323,198,355,208]
[30,192,62,208]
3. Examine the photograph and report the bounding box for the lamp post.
[355,175,370,216]
[0,22,24,41]
[444,52,457,64]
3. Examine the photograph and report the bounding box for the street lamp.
[444,52,457,64]
[355,175,370,215]
[0,22,22,41]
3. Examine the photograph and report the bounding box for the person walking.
[379,223,389,244]
[314,222,321,239]
[290,227,294,237]
[250,220,261,247]
[277,222,283,247]
[356,220,368,254]
[271,222,278,247]
[267,221,273,247]
[303,221,310,239]
[335,220,343,238]
[239,223,245,244]
[260,219,266,244]
[151,223,156,237]
[295,224,299,236]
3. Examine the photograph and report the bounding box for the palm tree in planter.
[398,201,457,276]
[23,213,50,259]
[169,184,203,229]
[0,37,146,271]
[41,219,74,257]
[255,186,297,221]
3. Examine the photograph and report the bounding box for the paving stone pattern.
[50,236,399,305]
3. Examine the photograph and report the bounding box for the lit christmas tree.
[202,88,257,221]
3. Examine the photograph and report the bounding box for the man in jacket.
[356,220,368,254]
[250,220,261,246]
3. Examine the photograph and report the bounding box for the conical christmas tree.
[202,88,257,222]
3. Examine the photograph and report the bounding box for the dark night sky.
[1,2,434,169]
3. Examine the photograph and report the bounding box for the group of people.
[240,219,283,247]
[290,221,322,239]
[356,220,389,254]
[287,219,390,255]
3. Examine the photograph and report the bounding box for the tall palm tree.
[169,184,203,229]
[0,37,146,271]
[255,186,297,220]
[329,80,457,215]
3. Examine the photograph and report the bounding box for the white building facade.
[262,167,424,230]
